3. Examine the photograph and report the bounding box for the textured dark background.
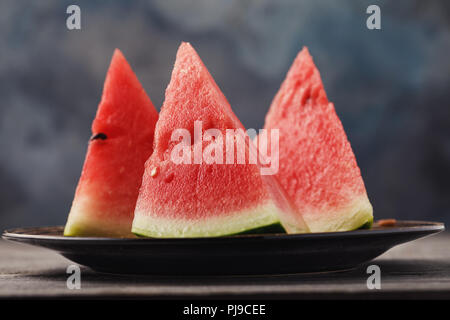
[0,0,449,230]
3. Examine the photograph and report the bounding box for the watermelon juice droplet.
[164,172,174,183]
[150,167,159,178]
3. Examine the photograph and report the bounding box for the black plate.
[2,221,444,275]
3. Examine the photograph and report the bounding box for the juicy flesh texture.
[64,49,158,237]
[133,42,306,237]
[264,47,372,232]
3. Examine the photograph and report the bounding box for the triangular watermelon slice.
[64,49,158,237]
[132,42,307,238]
[263,47,373,233]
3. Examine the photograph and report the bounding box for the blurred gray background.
[0,0,449,229]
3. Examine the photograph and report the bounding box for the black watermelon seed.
[90,133,107,141]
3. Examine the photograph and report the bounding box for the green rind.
[229,222,286,235]
[132,201,284,238]
[133,222,286,238]
[131,219,279,238]
[357,216,373,230]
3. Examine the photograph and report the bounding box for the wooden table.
[1,233,449,299]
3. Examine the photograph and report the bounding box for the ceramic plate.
[2,220,444,275]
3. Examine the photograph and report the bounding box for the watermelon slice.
[64,49,158,237]
[132,42,308,238]
[263,47,373,233]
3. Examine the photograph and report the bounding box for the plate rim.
[1,220,445,244]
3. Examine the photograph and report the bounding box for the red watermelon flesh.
[64,49,158,237]
[132,42,308,237]
[263,47,373,233]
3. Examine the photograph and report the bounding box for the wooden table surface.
[1,232,449,299]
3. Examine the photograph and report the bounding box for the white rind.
[294,194,373,233]
[64,195,135,238]
[132,201,281,238]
